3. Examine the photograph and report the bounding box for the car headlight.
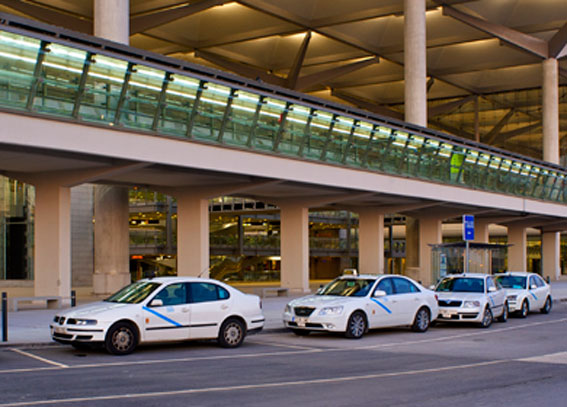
[318,306,344,316]
[285,304,292,314]
[67,318,98,326]
[507,295,517,301]
[463,301,481,308]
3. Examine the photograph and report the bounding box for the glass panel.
[325,116,354,163]
[118,65,167,131]
[251,97,286,151]
[223,90,261,147]
[277,103,310,155]
[192,82,232,141]
[365,125,392,169]
[303,111,334,160]
[31,43,87,117]
[0,31,41,110]
[79,54,129,124]
[156,74,201,136]
[344,121,372,166]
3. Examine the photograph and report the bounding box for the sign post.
[463,215,475,274]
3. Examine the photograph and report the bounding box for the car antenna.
[198,265,211,278]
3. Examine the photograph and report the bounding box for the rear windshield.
[494,275,526,289]
[436,277,484,293]
[105,281,162,304]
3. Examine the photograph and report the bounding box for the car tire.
[497,302,508,322]
[291,329,310,336]
[218,318,246,348]
[105,321,138,355]
[411,307,431,333]
[540,297,552,314]
[344,311,367,339]
[518,300,529,318]
[479,307,493,328]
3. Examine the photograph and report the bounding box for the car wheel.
[497,302,508,322]
[411,307,431,333]
[479,307,493,328]
[218,318,246,348]
[291,329,310,336]
[345,311,367,339]
[540,297,552,314]
[518,300,529,318]
[105,321,138,355]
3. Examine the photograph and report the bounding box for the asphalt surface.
[1,301,566,407]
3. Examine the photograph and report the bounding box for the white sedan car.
[283,273,439,339]
[51,277,265,355]
[494,272,552,317]
[435,273,508,328]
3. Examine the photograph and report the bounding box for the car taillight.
[259,299,263,309]
[434,294,438,301]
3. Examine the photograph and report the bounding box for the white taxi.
[51,277,264,355]
[494,272,552,317]
[434,273,508,328]
[283,272,439,339]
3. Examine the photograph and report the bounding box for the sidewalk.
[2,283,567,347]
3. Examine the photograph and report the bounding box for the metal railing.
[0,14,565,204]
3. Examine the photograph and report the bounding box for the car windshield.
[318,278,375,297]
[105,281,162,304]
[436,277,484,293]
[495,275,527,289]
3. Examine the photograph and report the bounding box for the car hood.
[58,301,136,319]
[288,295,361,308]
[436,292,486,302]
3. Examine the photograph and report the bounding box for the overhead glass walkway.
[0,14,565,204]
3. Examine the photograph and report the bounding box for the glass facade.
[0,28,564,204]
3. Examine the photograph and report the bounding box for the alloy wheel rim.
[113,329,132,351]
[418,310,429,330]
[350,315,365,337]
[224,323,242,345]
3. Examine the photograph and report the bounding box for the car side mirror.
[150,299,163,307]
[488,286,497,293]
[429,285,436,290]
[530,284,537,290]
[373,290,387,297]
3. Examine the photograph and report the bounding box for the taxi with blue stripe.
[51,277,265,355]
[494,272,552,317]
[434,273,508,328]
[282,271,439,339]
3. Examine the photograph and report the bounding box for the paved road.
[1,302,566,407]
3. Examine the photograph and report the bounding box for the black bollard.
[2,292,7,342]
[71,290,76,307]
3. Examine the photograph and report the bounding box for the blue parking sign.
[463,215,474,241]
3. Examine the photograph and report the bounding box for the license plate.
[54,327,65,334]
[296,317,307,327]
[441,311,453,318]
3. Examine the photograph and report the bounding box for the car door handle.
[181,307,190,313]
[221,304,229,310]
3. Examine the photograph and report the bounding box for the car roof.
[495,271,531,276]
[443,273,488,279]
[140,276,219,284]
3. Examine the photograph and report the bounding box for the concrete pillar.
[473,219,490,243]
[176,192,209,277]
[93,186,130,294]
[507,225,527,271]
[92,0,130,294]
[542,58,559,164]
[417,216,442,286]
[542,232,561,281]
[34,181,71,300]
[94,0,129,44]
[358,209,384,275]
[280,204,310,293]
[404,0,427,127]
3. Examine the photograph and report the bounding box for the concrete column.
[176,192,209,277]
[94,0,129,44]
[473,219,490,243]
[405,217,419,270]
[417,216,442,286]
[34,181,71,300]
[280,204,310,293]
[93,186,130,294]
[358,209,384,275]
[542,232,561,281]
[92,0,130,294]
[542,58,559,164]
[404,0,427,127]
[507,225,527,271]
